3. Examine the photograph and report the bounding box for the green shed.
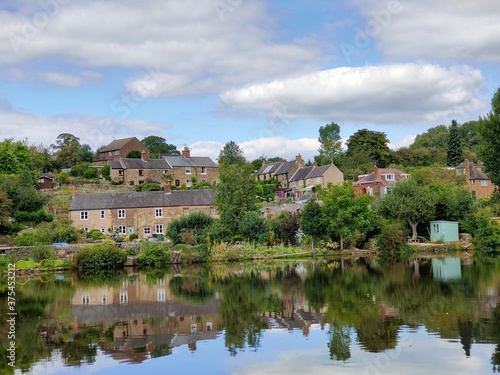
[429,221,459,242]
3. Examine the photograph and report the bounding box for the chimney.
[141,150,147,161]
[465,159,470,179]
[281,158,286,163]
[295,153,304,166]
[262,159,266,166]
[182,146,190,159]
[164,180,171,194]
[477,160,482,172]
[71,185,76,198]
[313,160,317,167]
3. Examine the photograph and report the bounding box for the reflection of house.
[38,173,56,190]
[354,166,409,198]
[456,160,496,199]
[432,258,462,281]
[69,188,217,238]
[162,147,218,188]
[99,137,150,162]
[110,157,172,186]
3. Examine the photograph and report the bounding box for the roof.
[457,161,490,180]
[256,161,282,175]
[162,155,217,168]
[100,137,142,152]
[306,165,332,179]
[69,189,215,211]
[354,167,407,186]
[289,166,314,182]
[110,158,171,170]
[38,173,55,180]
[274,161,296,175]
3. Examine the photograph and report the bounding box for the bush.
[14,210,54,224]
[101,164,111,180]
[238,211,267,243]
[137,242,171,268]
[58,171,70,184]
[205,221,232,244]
[14,231,40,246]
[75,243,127,271]
[376,220,409,254]
[83,167,98,179]
[129,233,139,241]
[166,211,214,245]
[136,183,162,192]
[86,229,106,240]
[30,245,55,261]
[470,208,500,257]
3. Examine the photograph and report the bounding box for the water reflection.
[1,257,499,374]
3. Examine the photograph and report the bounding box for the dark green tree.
[141,136,179,157]
[447,119,464,167]
[478,88,500,186]
[318,122,343,165]
[410,125,449,152]
[125,150,142,158]
[238,211,267,242]
[0,139,33,175]
[218,141,246,165]
[51,133,80,152]
[0,190,13,229]
[56,141,80,168]
[300,199,325,247]
[346,129,392,168]
[77,144,94,163]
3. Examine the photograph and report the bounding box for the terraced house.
[69,188,217,238]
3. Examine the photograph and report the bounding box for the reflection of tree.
[61,328,100,366]
[169,276,213,304]
[150,344,173,358]
[356,315,399,353]
[458,319,473,357]
[328,324,351,361]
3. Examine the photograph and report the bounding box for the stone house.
[98,137,150,162]
[456,160,496,199]
[353,166,409,198]
[289,164,344,200]
[110,157,172,186]
[162,146,218,188]
[256,154,306,190]
[69,187,217,238]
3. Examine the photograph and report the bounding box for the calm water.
[1,257,500,375]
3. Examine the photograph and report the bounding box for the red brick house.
[99,137,150,162]
[354,166,409,198]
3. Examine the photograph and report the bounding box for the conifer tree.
[446,119,464,167]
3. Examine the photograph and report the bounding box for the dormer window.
[384,174,395,181]
[400,174,409,179]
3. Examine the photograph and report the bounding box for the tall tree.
[300,199,325,248]
[51,133,80,152]
[447,119,464,167]
[376,179,436,241]
[318,122,342,165]
[56,141,80,169]
[478,88,500,186]
[410,125,449,152]
[214,161,257,234]
[141,136,180,157]
[0,139,33,175]
[345,129,392,168]
[0,190,13,229]
[77,144,94,163]
[218,141,246,165]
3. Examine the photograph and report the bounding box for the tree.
[300,199,326,247]
[269,211,301,245]
[318,122,343,165]
[410,125,449,152]
[345,129,392,168]
[214,161,257,234]
[478,88,500,186]
[126,150,142,158]
[376,179,436,241]
[238,211,267,242]
[0,190,13,229]
[0,139,33,175]
[447,119,464,167]
[320,182,374,249]
[218,141,246,165]
[78,144,94,163]
[141,136,179,157]
[51,133,80,152]
[56,141,80,168]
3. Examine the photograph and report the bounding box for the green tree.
[478,88,500,186]
[166,211,214,245]
[56,141,80,168]
[376,179,436,241]
[346,129,392,168]
[410,125,449,152]
[0,190,13,229]
[214,161,257,234]
[269,211,301,246]
[318,122,342,165]
[447,119,464,167]
[0,139,33,175]
[29,144,53,172]
[320,182,374,249]
[218,141,246,165]
[141,136,179,157]
[238,211,267,243]
[77,144,94,163]
[51,133,80,152]
[125,150,142,158]
[300,199,326,247]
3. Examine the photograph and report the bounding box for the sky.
[0,0,499,162]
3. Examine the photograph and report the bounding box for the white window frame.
[481,180,488,187]
[100,210,105,219]
[144,227,151,235]
[155,224,163,234]
[115,150,120,155]
[185,166,191,174]
[82,294,90,305]
[80,211,88,220]
[183,208,189,215]
[210,207,216,216]
[157,290,165,302]
[120,292,128,305]
[384,174,395,181]
[102,294,107,305]
[118,225,127,235]
[201,166,207,174]
[155,208,163,218]
[100,228,106,233]
[118,209,126,219]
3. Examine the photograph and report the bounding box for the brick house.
[289,164,344,200]
[162,147,218,189]
[456,160,496,199]
[99,137,150,162]
[69,188,217,238]
[110,157,172,186]
[353,166,409,198]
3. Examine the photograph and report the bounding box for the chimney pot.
[164,180,172,194]
[182,146,190,159]
[71,185,76,198]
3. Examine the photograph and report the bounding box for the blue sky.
[0,0,499,162]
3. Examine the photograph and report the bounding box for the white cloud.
[8,69,102,87]
[219,63,487,125]
[354,0,500,62]
[389,134,417,150]
[0,0,321,96]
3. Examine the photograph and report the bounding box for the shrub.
[129,233,139,241]
[83,167,98,179]
[86,229,106,240]
[136,183,162,192]
[75,243,127,271]
[31,245,55,261]
[238,211,267,243]
[137,242,171,268]
[14,210,54,224]
[376,220,409,255]
[470,208,500,257]
[205,221,232,244]
[58,171,70,184]
[14,232,40,246]
[166,211,214,245]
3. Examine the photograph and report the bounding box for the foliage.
[255,179,280,202]
[13,220,80,245]
[74,243,127,271]
[78,144,94,163]
[129,233,139,241]
[86,229,106,240]
[468,208,500,257]
[51,133,80,151]
[0,139,33,175]
[218,141,246,165]
[392,146,444,167]
[30,245,55,261]
[135,182,162,192]
[56,140,80,169]
[137,242,171,268]
[141,135,180,157]
[70,163,98,179]
[269,211,301,246]
[166,211,214,245]
[346,129,392,168]
[214,160,257,234]
[0,189,13,228]
[410,125,449,152]
[320,182,374,249]
[318,122,342,165]
[447,119,464,167]
[206,221,232,244]
[376,179,436,240]
[238,211,267,243]
[125,150,142,158]
[169,276,213,304]
[100,164,110,180]
[14,209,54,224]
[300,199,325,242]
[58,171,70,184]
[478,88,500,186]
[376,220,409,255]
[428,183,474,225]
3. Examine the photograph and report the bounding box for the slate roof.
[110,158,171,170]
[456,161,489,180]
[274,161,296,175]
[69,189,215,211]
[306,165,332,179]
[289,166,314,182]
[100,137,140,152]
[38,173,55,180]
[257,161,282,175]
[162,155,217,168]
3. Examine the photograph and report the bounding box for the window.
[384,174,395,181]
[139,180,144,185]
[100,228,106,233]
[129,181,134,186]
[80,211,88,220]
[118,209,126,219]
[118,170,124,176]
[481,180,488,187]
[201,166,207,174]
[456,168,465,175]
[186,179,192,188]
[139,170,144,176]
[109,151,112,156]
[115,150,120,155]
[299,180,303,186]
[120,292,128,305]
[118,225,126,235]
[155,208,163,218]
[100,210,105,219]
[316,177,321,183]
[191,324,197,333]
[102,294,107,305]
[175,179,180,187]
[185,166,191,174]
[401,174,409,179]
[157,290,165,302]
[155,224,163,234]
[206,322,213,331]
[471,179,476,184]
[210,207,216,216]
[367,187,374,196]
[183,208,189,215]
[157,278,165,286]
[144,227,151,235]
[82,294,90,305]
